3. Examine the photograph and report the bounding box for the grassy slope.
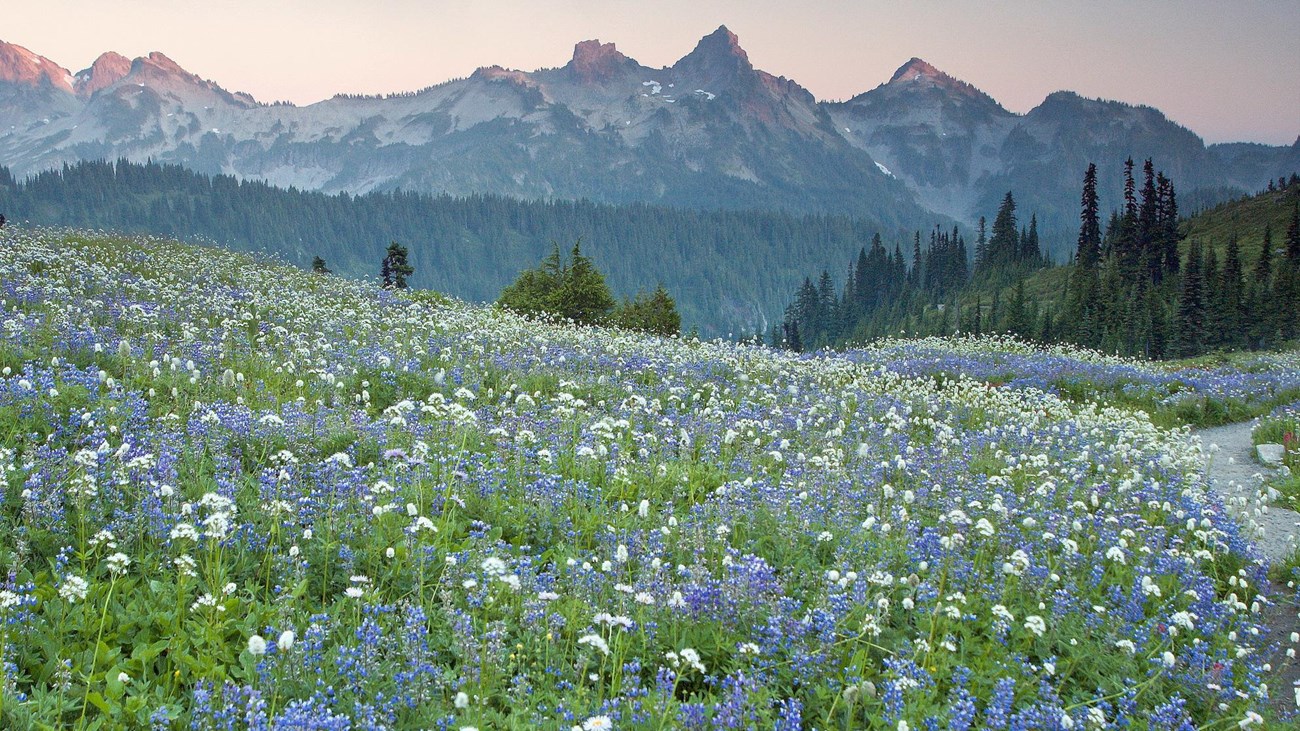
[1182,181,1300,264]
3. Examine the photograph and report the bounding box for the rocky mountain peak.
[566,40,634,83]
[864,56,1001,108]
[74,51,131,98]
[672,25,753,84]
[888,57,943,84]
[137,51,193,78]
[0,39,74,94]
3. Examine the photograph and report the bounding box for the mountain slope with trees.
[0,30,1294,253]
[778,166,1300,357]
[0,158,905,337]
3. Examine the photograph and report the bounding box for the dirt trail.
[1194,422,1299,716]
[1196,422,1299,560]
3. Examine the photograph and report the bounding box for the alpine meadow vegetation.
[1,227,1299,728]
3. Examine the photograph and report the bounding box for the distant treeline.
[0,159,923,337]
[776,190,1047,350]
[778,162,1300,359]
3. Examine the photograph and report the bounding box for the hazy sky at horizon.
[8,0,1299,145]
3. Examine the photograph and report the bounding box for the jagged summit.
[566,40,635,83]
[842,56,1001,112]
[0,27,1289,251]
[884,57,990,100]
[133,51,195,79]
[888,57,943,84]
[74,51,130,98]
[672,25,755,89]
[0,39,73,93]
[679,25,749,64]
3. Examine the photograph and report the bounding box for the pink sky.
[9,0,1299,145]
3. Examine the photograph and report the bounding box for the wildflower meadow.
[1,228,1298,729]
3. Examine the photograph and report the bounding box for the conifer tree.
[1256,225,1273,283]
[1139,159,1161,282]
[311,256,331,274]
[1023,214,1041,265]
[1066,163,1103,346]
[910,232,922,289]
[783,319,803,353]
[986,192,1019,272]
[499,242,563,317]
[1175,240,1206,357]
[1157,173,1180,278]
[1005,280,1031,338]
[853,246,871,312]
[817,270,838,342]
[1218,234,1245,349]
[380,242,413,289]
[1115,158,1140,275]
[1247,226,1275,349]
[1288,201,1300,260]
[616,284,681,337]
[560,240,615,325]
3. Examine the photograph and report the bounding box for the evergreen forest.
[0,160,915,338]
[778,163,1300,358]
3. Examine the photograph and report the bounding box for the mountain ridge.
[0,29,1294,255]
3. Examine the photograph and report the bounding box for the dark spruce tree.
[558,240,615,325]
[1288,201,1300,261]
[311,256,331,274]
[1246,226,1275,349]
[381,242,414,289]
[498,243,563,319]
[615,284,682,337]
[1175,240,1206,358]
[1065,163,1103,346]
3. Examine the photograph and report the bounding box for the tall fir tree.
[1246,225,1275,349]
[380,242,414,289]
[1156,172,1180,278]
[1066,163,1103,346]
[985,192,1019,273]
[1288,201,1300,260]
[1218,234,1245,349]
[1202,247,1221,350]
[1175,240,1206,358]
[560,240,615,325]
[1004,279,1031,337]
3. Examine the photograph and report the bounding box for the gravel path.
[1194,422,1300,716]
[1195,422,1299,561]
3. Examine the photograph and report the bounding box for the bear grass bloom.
[58,576,89,603]
[247,635,267,656]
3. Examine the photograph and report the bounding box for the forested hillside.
[0,159,927,337]
[778,164,1300,357]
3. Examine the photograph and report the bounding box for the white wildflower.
[247,635,267,656]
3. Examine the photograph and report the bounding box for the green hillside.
[1181,180,1300,263]
[1014,178,1299,328]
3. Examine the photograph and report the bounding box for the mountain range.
[1,26,1297,253]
